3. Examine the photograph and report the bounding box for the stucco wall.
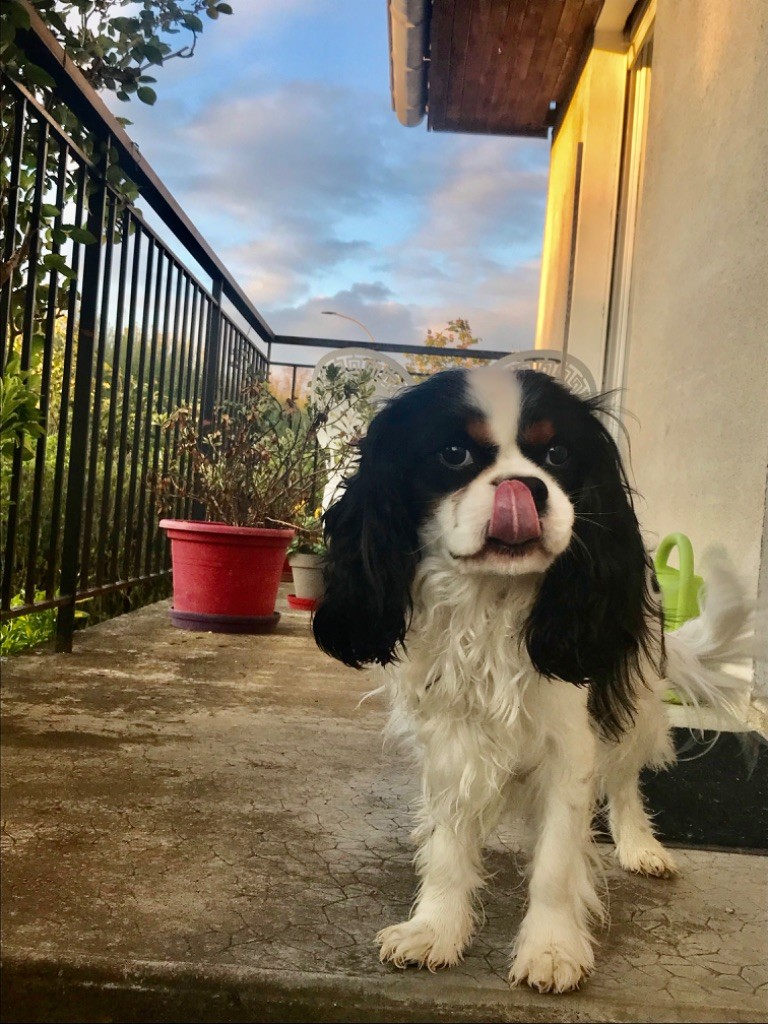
[622,0,768,616]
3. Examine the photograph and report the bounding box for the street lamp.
[321,310,376,345]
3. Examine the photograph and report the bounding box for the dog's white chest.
[383,564,593,778]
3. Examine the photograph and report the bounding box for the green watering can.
[654,533,704,632]
[654,533,704,706]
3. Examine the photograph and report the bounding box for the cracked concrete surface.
[1,595,766,1023]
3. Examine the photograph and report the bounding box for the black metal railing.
[1,8,271,651]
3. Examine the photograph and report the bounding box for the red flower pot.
[160,520,294,634]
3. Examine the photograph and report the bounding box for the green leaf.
[0,28,16,53]
[40,203,61,219]
[23,62,56,88]
[106,164,124,184]
[45,11,69,35]
[216,3,233,13]
[110,16,139,33]
[181,13,204,33]
[68,225,98,245]
[5,1,30,29]
[42,253,72,274]
[142,42,165,65]
[137,86,157,106]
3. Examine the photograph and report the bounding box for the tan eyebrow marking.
[466,416,495,446]
[522,419,556,445]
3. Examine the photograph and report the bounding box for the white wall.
[621,0,768,611]
[535,0,768,699]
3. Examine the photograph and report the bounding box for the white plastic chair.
[494,349,597,398]
[310,348,414,511]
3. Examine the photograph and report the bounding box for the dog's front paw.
[616,838,677,878]
[510,923,594,993]
[377,918,467,970]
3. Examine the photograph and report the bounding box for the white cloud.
[268,258,541,357]
[418,140,546,246]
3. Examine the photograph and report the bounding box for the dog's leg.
[377,820,484,969]
[605,775,677,877]
[600,697,677,878]
[377,728,503,970]
[509,722,602,993]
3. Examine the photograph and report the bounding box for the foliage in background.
[1,0,232,105]
[0,320,174,654]
[0,358,46,461]
[0,590,89,655]
[287,503,324,557]
[405,319,484,377]
[0,594,56,654]
[285,363,379,555]
[153,366,375,530]
[268,365,312,407]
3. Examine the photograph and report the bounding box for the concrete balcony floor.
[1,593,766,1023]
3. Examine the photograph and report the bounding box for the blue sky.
[109,1,551,353]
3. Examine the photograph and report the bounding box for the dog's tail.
[663,549,756,733]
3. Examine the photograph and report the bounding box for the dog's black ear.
[524,411,660,739]
[312,411,420,669]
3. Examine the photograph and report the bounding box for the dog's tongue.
[489,479,541,546]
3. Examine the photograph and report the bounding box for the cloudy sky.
[110,1,551,356]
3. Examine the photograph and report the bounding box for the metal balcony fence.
[0,10,274,651]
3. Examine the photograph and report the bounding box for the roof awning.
[388,0,607,137]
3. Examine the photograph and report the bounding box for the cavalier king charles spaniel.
[312,365,749,993]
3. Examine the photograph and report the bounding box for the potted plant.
[154,366,375,634]
[286,503,325,611]
[155,377,324,633]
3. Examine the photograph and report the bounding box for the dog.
[312,364,750,993]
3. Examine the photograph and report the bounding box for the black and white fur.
[312,366,750,993]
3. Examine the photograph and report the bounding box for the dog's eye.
[545,444,569,467]
[438,444,474,470]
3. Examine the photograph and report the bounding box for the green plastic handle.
[654,532,695,584]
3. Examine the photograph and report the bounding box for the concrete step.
[2,600,766,1023]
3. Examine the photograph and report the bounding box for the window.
[602,25,654,432]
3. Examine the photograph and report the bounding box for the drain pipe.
[388,0,430,127]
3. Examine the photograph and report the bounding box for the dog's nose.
[517,476,548,512]
[496,476,548,513]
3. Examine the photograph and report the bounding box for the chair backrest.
[310,347,414,400]
[309,349,414,512]
[494,349,598,398]
[310,346,595,399]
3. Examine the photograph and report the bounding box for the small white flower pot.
[288,552,325,601]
